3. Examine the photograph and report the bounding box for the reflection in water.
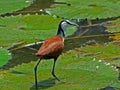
[0,21,114,69]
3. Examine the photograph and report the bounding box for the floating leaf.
[47,0,120,19]
[0,48,119,89]
[0,15,61,47]
[107,18,120,33]
[0,47,11,66]
[0,0,32,14]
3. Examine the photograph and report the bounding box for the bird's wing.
[36,36,64,56]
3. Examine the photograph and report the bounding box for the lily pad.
[0,0,32,15]
[47,0,120,19]
[0,15,62,47]
[0,48,119,89]
[107,18,120,33]
[0,47,11,66]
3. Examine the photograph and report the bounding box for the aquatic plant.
[47,0,120,19]
[0,0,32,14]
[0,47,11,66]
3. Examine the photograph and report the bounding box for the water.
[65,19,114,51]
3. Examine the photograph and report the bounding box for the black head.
[57,20,78,37]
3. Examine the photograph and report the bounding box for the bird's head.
[60,20,78,30]
[57,20,78,37]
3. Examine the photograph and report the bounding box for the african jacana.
[35,20,78,89]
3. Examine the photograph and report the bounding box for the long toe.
[52,73,60,81]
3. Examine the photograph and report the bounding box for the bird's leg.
[34,58,41,90]
[52,58,60,81]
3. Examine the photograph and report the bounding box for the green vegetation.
[0,0,120,90]
[0,0,32,14]
[47,0,120,19]
[0,47,11,66]
[107,18,120,33]
[0,15,61,47]
[0,47,119,90]
[80,43,120,72]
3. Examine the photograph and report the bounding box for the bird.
[34,20,78,90]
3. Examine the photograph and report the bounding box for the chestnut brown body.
[36,35,64,59]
